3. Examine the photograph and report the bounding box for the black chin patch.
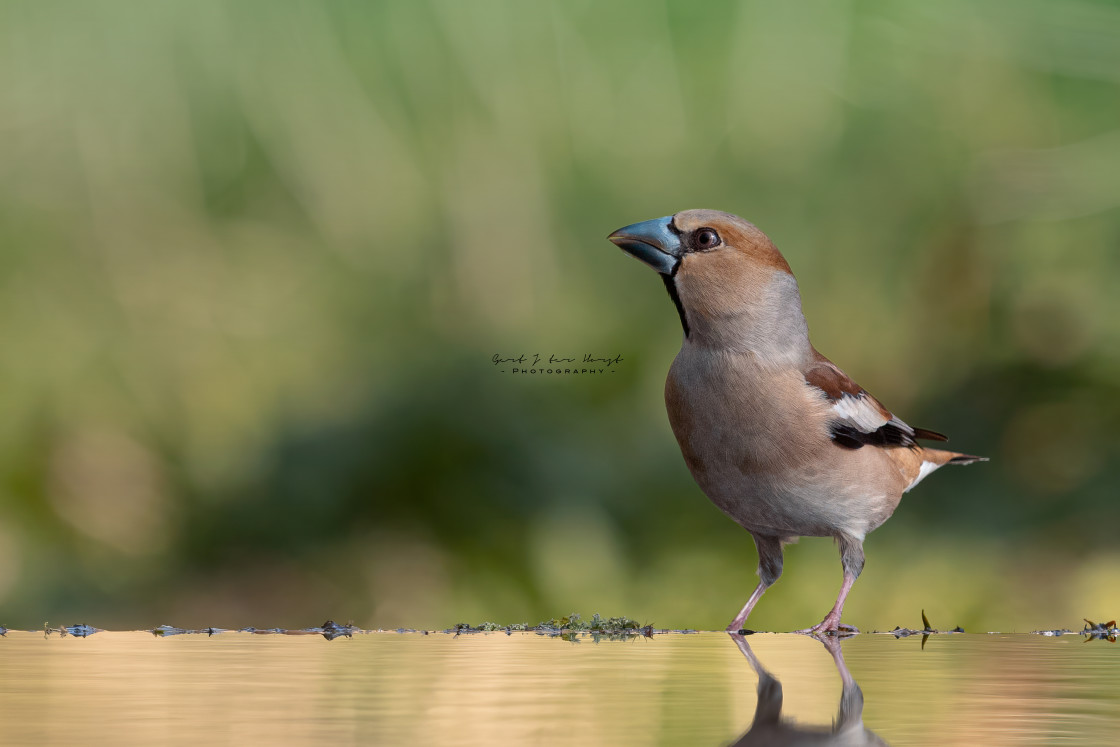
[660,273,689,338]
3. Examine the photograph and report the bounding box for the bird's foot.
[794,613,858,636]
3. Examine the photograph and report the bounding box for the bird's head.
[608,209,803,349]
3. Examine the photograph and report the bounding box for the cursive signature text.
[492,353,624,375]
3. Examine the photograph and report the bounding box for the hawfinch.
[608,209,985,634]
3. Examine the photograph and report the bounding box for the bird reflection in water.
[728,634,888,746]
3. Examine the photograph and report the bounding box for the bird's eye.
[694,228,720,250]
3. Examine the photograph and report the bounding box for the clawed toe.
[793,618,859,636]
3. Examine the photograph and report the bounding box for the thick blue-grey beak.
[608,216,681,275]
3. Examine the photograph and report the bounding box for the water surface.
[0,631,1116,745]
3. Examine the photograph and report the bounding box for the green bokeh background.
[2,0,1118,632]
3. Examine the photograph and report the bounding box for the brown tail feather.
[948,453,988,464]
[913,427,949,442]
[922,448,988,467]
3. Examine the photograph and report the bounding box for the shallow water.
[0,630,1116,745]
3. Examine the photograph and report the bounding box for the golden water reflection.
[0,631,1116,745]
[730,633,886,745]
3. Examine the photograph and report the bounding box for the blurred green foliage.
[1,0,1118,631]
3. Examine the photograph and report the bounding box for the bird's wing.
[803,348,948,450]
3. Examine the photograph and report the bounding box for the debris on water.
[148,624,230,637]
[149,622,360,639]
[21,616,1113,641]
[542,613,652,640]
[238,626,325,635]
[880,612,963,647]
[1082,619,1117,642]
[1084,618,1115,629]
[318,620,357,640]
[598,615,642,632]
[439,614,652,640]
[537,613,644,633]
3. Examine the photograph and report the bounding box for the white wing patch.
[905,460,940,493]
[831,394,889,433]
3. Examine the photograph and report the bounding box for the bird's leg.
[796,535,863,635]
[728,582,770,633]
[799,571,857,634]
[727,535,783,632]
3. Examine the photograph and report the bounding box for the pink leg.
[795,570,859,635]
[727,535,784,632]
[726,580,770,632]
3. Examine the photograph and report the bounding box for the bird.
[607,209,985,634]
